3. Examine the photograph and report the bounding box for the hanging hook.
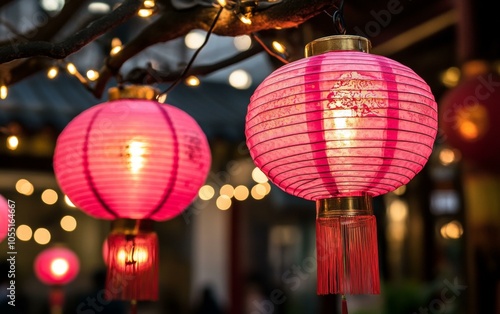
[332,0,347,35]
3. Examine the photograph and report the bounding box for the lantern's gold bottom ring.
[316,195,373,218]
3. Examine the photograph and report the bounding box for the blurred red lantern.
[0,195,9,243]
[439,71,500,170]
[34,246,79,314]
[53,86,211,301]
[34,246,80,285]
[246,36,438,296]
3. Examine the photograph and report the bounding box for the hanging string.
[158,6,224,98]
[332,0,346,35]
[251,33,289,64]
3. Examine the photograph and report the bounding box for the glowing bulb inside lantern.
[126,141,146,174]
[331,109,355,146]
[50,258,69,277]
[117,247,149,265]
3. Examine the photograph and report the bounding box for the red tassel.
[316,215,380,295]
[342,295,348,314]
[105,231,159,301]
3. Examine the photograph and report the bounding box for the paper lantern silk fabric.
[54,99,211,221]
[246,51,438,200]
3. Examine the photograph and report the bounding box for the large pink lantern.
[0,195,9,243]
[53,86,211,301]
[246,36,438,297]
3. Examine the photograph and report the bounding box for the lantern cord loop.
[158,6,224,98]
[332,0,346,35]
[251,33,289,64]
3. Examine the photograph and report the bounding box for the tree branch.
[0,0,142,64]
[93,0,332,97]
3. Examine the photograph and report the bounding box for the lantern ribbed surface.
[246,51,438,200]
[34,247,80,286]
[53,99,211,221]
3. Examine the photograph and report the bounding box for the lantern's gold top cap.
[305,35,371,57]
[108,85,160,101]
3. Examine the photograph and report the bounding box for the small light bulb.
[185,75,200,87]
[86,69,99,81]
[0,85,7,99]
[272,41,286,54]
[6,135,19,150]
[238,13,252,25]
[138,8,154,17]
[66,63,77,75]
[47,66,59,79]
[217,0,227,7]
[143,0,155,8]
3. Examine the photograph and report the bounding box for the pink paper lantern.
[246,36,438,296]
[34,246,80,286]
[53,88,211,301]
[0,195,9,243]
[53,98,211,221]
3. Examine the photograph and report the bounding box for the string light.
[0,84,7,99]
[272,41,286,54]
[86,69,100,81]
[185,75,200,86]
[110,38,123,56]
[138,8,154,17]
[238,13,252,25]
[66,63,77,75]
[6,135,19,150]
[47,66,59,79]
[251,33,289,64]
[143,0,155,8]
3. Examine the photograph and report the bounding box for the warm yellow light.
[439,148,458,166]
[47,66,59,79]
[440,67,461,88]
[272,41,286,54]
[66,63,77,75]
[388,199,408,222]
[259,182,271,195]
[233,35,252,51]
[251,167,268,183]
[16,225,33,241]
[64,195,76,207]
[251,185,265,200]
[185,30,205,49]
[392,185,406,196]
[143,0,155,8]
[86,69,99,81]
[198,185,215,200]
[138,8,154,17]
[234,185,249,201]
[15,179,34,196]
[217,0,227,7]
[216,195,232,210]
[34,228,51,245]
[157,94,167,103]
[60,215,77,232]
[6,135,19,150]
[185,75,200,86]
[127,141,146,174]
[229,69,252,89]
[41,189,58,205]
[440,220,464,239]
[0,85,7,99]
[456,103,488,141]
[50,258,69,277]
[238,13,252,25]
[117,247,149,265]
[220,184,235,198]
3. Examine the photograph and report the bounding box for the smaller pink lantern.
[34,246,80,285]
[34,246,80,314]
[0,195,9,243]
